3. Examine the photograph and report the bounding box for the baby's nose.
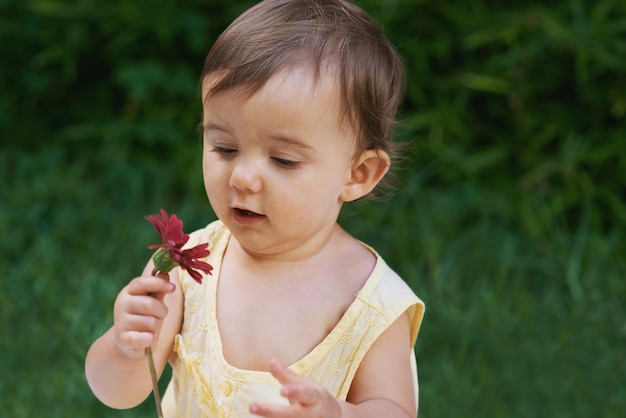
[229,158,262,193]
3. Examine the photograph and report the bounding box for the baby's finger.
[118,329,154,349]
[269,360,321,407]
[280,382,320,407]
[249,402,292,417]
[115,329,157,359]
[268,359,300,386]
[123,308,165,330]
[126,276,175,296]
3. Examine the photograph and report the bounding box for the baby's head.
[201,0,405,196]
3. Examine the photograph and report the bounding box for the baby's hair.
[201,0,406,198]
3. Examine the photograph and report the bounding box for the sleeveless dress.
[161,220,425,417]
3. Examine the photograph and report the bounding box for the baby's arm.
[85,259,183,409]
[250,312,416,418]
[341,311,416,417]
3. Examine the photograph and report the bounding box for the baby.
[86,1,425,417]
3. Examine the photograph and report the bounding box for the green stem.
[148,266,163,418]
[146,346,164,418]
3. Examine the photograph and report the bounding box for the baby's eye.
[272,156,301,169]
[212,146,237,156]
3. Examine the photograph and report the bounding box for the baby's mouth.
[234,208,263,217]
[232,207,266,224]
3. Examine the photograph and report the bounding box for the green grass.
[341,170,626,417]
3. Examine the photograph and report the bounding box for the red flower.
[146,209,213,284]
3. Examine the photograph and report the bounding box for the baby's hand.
[250,359,341,418]
[112,273,174,360]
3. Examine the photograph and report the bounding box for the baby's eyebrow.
[268,134,314,150]
[203,123,228,132]
[204,122,315,151]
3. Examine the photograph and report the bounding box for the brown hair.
[201,0,406,197]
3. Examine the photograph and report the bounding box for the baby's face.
[200,66,359,260]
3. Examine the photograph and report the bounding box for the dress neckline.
[205,223,384,381]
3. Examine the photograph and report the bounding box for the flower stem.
[148,266,164,418]
[146,346,164,418]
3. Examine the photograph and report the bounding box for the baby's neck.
[237,224,347,261]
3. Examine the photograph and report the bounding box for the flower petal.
[146,209,213,284]
[146,208,190,250]
[184,267,203,284]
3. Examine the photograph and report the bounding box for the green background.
[1,0,625,416]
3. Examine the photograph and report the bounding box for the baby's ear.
[340,149,390,202]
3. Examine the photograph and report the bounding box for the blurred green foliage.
[1,0,625,417]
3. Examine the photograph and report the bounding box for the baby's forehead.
[201,65,358,144]
[202,61,339,97]
[202,65,339,110]
[201,64,349,122]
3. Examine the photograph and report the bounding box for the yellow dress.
[162,220,425,418]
